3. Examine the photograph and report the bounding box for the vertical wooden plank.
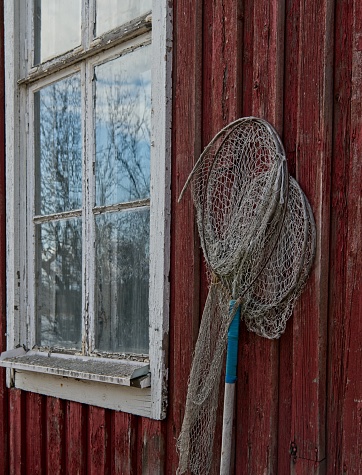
[288,0,333,472]
[166,0,202,472]
[250,0,285,130]
[327,0,362,473]
[339,3,362,471]
[46,397,65,474]
[236,1,285,474]
[0,369,8,475]
[277,1,301,471]
[9,389,25,475]
[65,402,87,474]
[202,0,241,143]
[202,1,242,473]
[0,1,9,472]
[138,419,164,474]
[25,392,44,474]
[111,412,137,475]
[87,406,111,474]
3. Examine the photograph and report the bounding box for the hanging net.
[177,117,316,474]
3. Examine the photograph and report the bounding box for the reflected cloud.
[95,45,151,206]
[35,0,81,64]
[96,0,152,37]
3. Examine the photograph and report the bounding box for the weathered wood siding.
[0,0,361,473]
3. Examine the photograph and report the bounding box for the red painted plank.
[25,392,44,474]
[110,412,137,475]
[137,418,164,475]
[277,0,303,471]
[65,401,87,474]
[165,0,203,472]
[201,1,242,472]
[46,397,65,474]
[209,0,241,128]
[87,406,111,474]
[327,0,362,473]
[288,0,333,471]
[0,369,8,475]
[9,389,25,475]
[250,0,285,130]
[235,1,285,474]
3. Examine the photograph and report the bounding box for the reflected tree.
[36,75,82,348]
[36,61,151,354]
[95,68,151,354]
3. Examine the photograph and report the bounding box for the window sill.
[0,348,154,417]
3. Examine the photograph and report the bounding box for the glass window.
[3,0,171,419]
[35,75,82,215]
[36,218,82,349]
[34,0,82,64]
[95,46,151,206]
[95,0,152,37]
[95,208,150,354]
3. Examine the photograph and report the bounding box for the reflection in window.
[34,0,81,64]
[95,208,150,354]
[36,219,82,349]
[95,0,152,37]
[95,45,151,206]
[35,74,82,215]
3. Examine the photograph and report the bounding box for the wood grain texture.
[288,0,333,471]
[65,401,87,474]
[277,0,303,471]
[138,418,165,475]
[25,392,44,474]
[166,0,203,472]
[9,389,25,475]
[111,412,137,475]
[87,406,111,475]
[235,1,285,474]
[202,1,242,472]
[46,397,65,474]
[327,0,362,473]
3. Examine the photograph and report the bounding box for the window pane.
[36,218,82,349]
[95,208,150,354]
[95,0,152,37]
[35,74,82,215]
[34,0,81,64]
[95,45,151,206]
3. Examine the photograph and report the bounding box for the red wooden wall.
[0,0,361,473]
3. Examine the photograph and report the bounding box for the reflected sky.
[34,0,81,64]
[95,44,151,206]
[35,74,82,215]
[96,0,152,37]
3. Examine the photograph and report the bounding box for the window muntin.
[95,0,152,37]
[34,0,82,64]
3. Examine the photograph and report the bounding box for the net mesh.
[177,118,316,474]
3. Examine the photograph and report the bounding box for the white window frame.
[2,0,172,420]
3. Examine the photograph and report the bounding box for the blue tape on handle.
[225,300,241,384]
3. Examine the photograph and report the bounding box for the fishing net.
[177,118,316,474]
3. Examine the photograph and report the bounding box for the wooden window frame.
[1,0,172,420]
